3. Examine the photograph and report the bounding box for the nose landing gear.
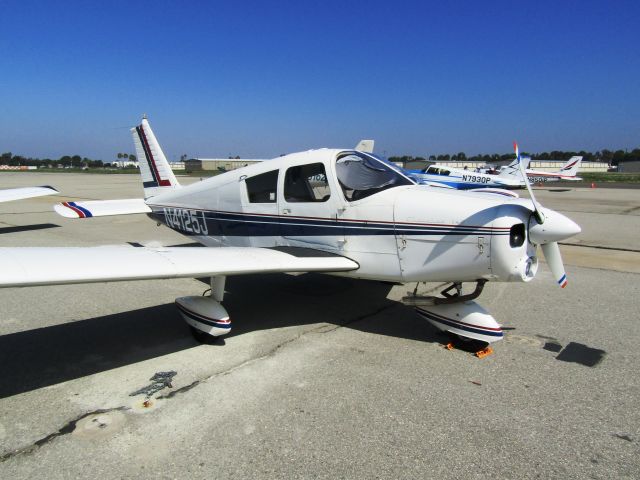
[405,280,503,347]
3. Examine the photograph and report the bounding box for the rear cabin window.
[284,163,331,202]
[246,170,278,203]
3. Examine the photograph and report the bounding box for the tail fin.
[499,156,530,178]
[131,117,181,198]
[556,156,582,177]
[355,139,375,153]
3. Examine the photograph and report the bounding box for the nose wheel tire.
[189,326,224,345]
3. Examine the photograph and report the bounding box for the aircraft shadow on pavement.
[0,273,444,399]
[0,223,60,235]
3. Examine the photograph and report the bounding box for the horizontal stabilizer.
[54,198,151,218]
[0,246,359,287]
[0,185,58,203]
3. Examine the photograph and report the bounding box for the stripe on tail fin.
[131,117,180,198]
[558,156,582,176]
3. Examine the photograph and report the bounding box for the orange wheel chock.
[475,346,494,358]
[444,342,455,351]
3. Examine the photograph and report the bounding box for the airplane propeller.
[515,142,580,288]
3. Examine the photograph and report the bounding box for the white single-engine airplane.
[406,159,524,191]
[407,154,582,190]
[523,156,583,183]
[0,185,58,203]
[0,118,581,347]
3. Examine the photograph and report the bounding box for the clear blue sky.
[1,0,639,161]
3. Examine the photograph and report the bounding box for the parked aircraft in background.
[522,156,583,183]
[405,157,524,190]
[0,185,58,203]
[0,119,581,350]
[408,153,582,190]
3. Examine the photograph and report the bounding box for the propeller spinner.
[515,142,581,287]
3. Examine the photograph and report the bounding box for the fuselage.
[406,165,522,190]
[146,149,538,285]
[526,170,581,183]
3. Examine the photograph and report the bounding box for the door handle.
[282,208,291,215]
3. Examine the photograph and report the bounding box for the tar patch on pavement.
[613,434,633,442]
[130,371,177,398]
[555,342,606,367]
[543,341,563,353]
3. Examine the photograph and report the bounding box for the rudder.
[131,116,181,198]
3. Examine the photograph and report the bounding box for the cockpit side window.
[336,151,413,201]
[246,169,278,203]
[284,163,331,202]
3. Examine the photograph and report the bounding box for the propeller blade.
[515,141,545,224]
[541,242,568,288]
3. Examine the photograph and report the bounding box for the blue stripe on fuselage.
[149,207,509,238]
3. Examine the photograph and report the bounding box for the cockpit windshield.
[336,151,414,201]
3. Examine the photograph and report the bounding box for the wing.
[54,198,151,218]
[0,186,58,203]
[0,246,359,287]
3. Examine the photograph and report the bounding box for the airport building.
[185,158,269,172]
[396,159,609,173]
[617,160,640,172]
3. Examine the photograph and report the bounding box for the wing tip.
[54,202,86,218]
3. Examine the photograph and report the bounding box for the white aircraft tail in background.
[555,156,583,178]
[355,140,375,153]
[131,116,181,198]
[498,156,530,180]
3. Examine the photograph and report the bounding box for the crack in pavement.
[159,302,398,400]
[0,406,129,463]
[0,302,398,463]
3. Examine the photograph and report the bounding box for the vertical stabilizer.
[355,139,375,153]
[556,156,582,177]
[499,156,530,179]
[131,117,181,198]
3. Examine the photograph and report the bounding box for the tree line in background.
[0,152,137,168]
[388,148,640,165]
[2,147,640,169]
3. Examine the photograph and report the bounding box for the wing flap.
[54,198,151,218]
[0,246,359,287]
